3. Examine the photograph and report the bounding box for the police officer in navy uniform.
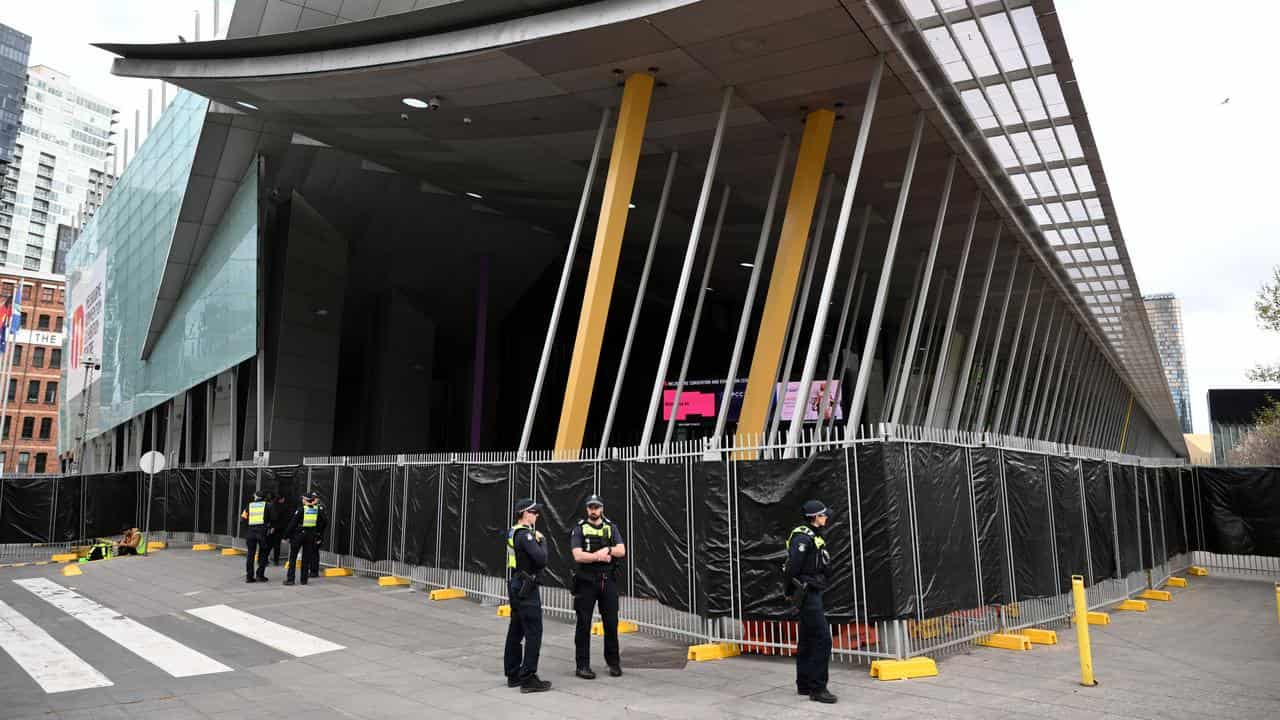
[283,492,327,586]
[240,492,273,583]
[786,500,837,704]
[504,498,551,693]
[570,494,626,679]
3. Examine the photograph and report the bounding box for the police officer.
[503,498,551,693]
[283,492,327,586]
[785,500,836,704]
[570,494,625,679]
[240,492,273,583]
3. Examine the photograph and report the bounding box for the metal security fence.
[1,427,1275,664]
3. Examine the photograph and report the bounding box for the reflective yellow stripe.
[302,506,318,528]
[248,501,266,526]
[507,524,530,569]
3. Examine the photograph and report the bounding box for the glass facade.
[61,89,257,450]
[0,23,28,166]
[1143,293,1192,433]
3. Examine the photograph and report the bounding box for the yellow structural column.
[1118,392,1134,452]
[555,73,654,455]
[735,109,836,451]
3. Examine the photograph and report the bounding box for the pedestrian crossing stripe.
[14,578,233,678]
[0,561,56,568]
[0,599,114,693]
[187,605,345,657]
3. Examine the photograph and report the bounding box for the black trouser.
[573,572,620,670]
[245,529,271,579]
[268,532,284,564]
[286,532,320,584]
[795,589,831,694]
[503,576,542,681]
[117,546,138,556]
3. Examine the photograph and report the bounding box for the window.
[39,286,52,302]
[11,345,19,366]
[20,416,32,438]
[1,415,9,439]
[6,378,13,401]
[43,381,55,404]
[25,380,37,402]
[54,315,62,332]
[32,347,43,368]
[37,314,48,330]
[37,417,50,439]
[34,453,45,473]
[17,452,28,473]
[18,313,24,328]
[49,348,60,369]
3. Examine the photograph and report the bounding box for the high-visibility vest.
[248,501,266,526]
[136,533,147,555]
[783,525,828,580]
[578,519,614,553]
[302,506,319,529]
[507,524,531,570]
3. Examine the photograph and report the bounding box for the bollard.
[1071,575,1096,687]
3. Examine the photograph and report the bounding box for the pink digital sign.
[662,389,717,421]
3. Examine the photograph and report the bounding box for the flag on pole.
[8,284,20,338]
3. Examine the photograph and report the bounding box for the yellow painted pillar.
[1118,392,1134,452]
[735,110,835,451]
[555,73,654,455]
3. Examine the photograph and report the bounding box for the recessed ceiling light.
[628,203,636,209]
[466,191,483,199]
[235,100,258,110]
[313,308,329,317]
[739,262,754,268]
[402,98,429,108]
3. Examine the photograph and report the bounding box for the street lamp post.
[76,356,100,476]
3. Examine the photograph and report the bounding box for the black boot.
[575,667,596,680]
[520,675,551,693]
[246,577,256,583]
[283,579,295,586]
[809,689,837,704]
[506,676,521,688]
[608,665,622,677]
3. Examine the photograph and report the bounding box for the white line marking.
[186,604,344,657]
[0,599,113,693]
[13,578,232,678]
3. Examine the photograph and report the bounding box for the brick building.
[0,267,63,473]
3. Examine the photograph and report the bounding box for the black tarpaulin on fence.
[388,467,404,563]
[84,472,137,539]
[1113,465,1141,575]
[352,467,392,562]
[853,443,914,620]
[1049,456,1087,591]
[1181,468,1201,552]
[52,476,83,543]
[212,469,231,536]
[909,443,981,617]
[464,464,511,577]
[1004,450,1056,600]
[165,469,196,533]
[307,466,335,551]
[692,460,732,618]
[1197,466,1280,556]
[1137,467,1154,570]
[1082,460,1116,582]
[534,462,596,590]
[402,465,440,567]
[735,449,854,620]
[630,461,691,612]
[0,477,53,542]
[969,446,1010,605]
[598,460,626,513]
[439,465,463,570]
[235,469,256,540]
[330,467,356,555]
[196,469,212,534]
[1159,467,1185,557]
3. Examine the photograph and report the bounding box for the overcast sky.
[2,1,1276,434]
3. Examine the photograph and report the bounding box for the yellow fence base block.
[191,543,216,551]
[61,564,82,577]
[429,587,465,601]
[220,548,245,556]
[1086,611,1111,625]
[377,576,410,587]
[870,657,938,681]
[1116,599,1148,612]
[146,541,165,552]
[1166,577,1188,588]
[1188,566,1208,576]
[592,620,638,636]
[51,553,78,563]
[978,633,1032,651]
[687,643,740,662]
[1138,589,1172,602]
[322,568,353,577]
[1018,628,1058,645]
[497,604,511,617]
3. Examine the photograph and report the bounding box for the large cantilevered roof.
[99,0,1185,453]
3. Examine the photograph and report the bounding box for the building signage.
[66,251,107,401]
[16,329,64,347]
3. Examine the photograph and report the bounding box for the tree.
[1227,396,1280,465]
[1248,265,1280,382]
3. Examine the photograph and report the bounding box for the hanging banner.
[66,251,108,401]
[773,380,843,422]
